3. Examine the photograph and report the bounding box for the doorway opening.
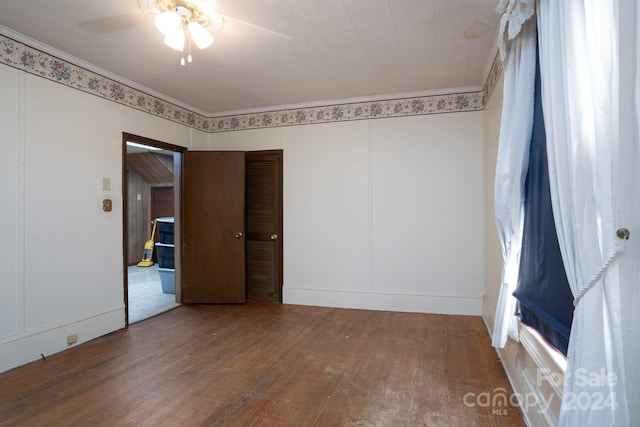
[122,133,186,324]
[123,143,283,316]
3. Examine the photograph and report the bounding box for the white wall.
[0,66,207,373]
[0,65,21,343]
[617,3,640,418]
[482,74,504,331]
[209,112,485,314]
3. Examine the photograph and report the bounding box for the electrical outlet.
[67,334,78,346]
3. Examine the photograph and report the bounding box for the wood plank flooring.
[0,303,524,426]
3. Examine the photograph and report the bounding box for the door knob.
[270,233,278,240]
[235,232,244,239]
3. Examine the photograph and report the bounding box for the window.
[512,51,574,356]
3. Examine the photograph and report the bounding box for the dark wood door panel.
[151,186,174,221]
[183,151,246,303]
[246,240,277,301]
[245,151,283,302]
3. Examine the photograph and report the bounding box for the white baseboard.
[0,306,125,373]
[283,286,482,315]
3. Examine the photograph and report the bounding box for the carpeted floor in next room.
[127,264,179,323]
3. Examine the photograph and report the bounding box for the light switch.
[137,194,142,201]
[102,177,111,191]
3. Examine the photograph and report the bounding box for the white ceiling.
[0,0,500,116]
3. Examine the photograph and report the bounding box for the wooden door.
[183,151,246,303]
[151,186,174,220]
[245,150,283,302]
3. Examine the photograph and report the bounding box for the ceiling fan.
[145,0,223,65]
[80,0,291,65]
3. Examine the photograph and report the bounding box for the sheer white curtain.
[491,1,536,348]
[537,0,630,425]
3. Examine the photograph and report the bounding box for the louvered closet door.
[245,150,283,302]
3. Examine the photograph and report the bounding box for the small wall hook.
[616,228,630,240]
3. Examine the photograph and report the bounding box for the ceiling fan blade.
[222,15,293,41]
[79,13,149,34]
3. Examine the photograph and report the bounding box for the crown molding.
[0,26,503,133]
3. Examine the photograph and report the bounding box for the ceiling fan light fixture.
[188,21,214,49]
[163,28,185,51]
[154,10,182,35]
[150,0,221,64]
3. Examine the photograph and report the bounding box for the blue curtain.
[512,51,574,355]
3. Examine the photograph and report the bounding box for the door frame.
[122,132,187,325]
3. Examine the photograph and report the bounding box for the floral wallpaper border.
[1,33,502,133]
[483,51,503,103]
[0,35,211,131]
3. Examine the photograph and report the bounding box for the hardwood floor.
[0,303,524,426]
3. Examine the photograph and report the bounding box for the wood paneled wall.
[127,168,150,265]
[155,152,174,172]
